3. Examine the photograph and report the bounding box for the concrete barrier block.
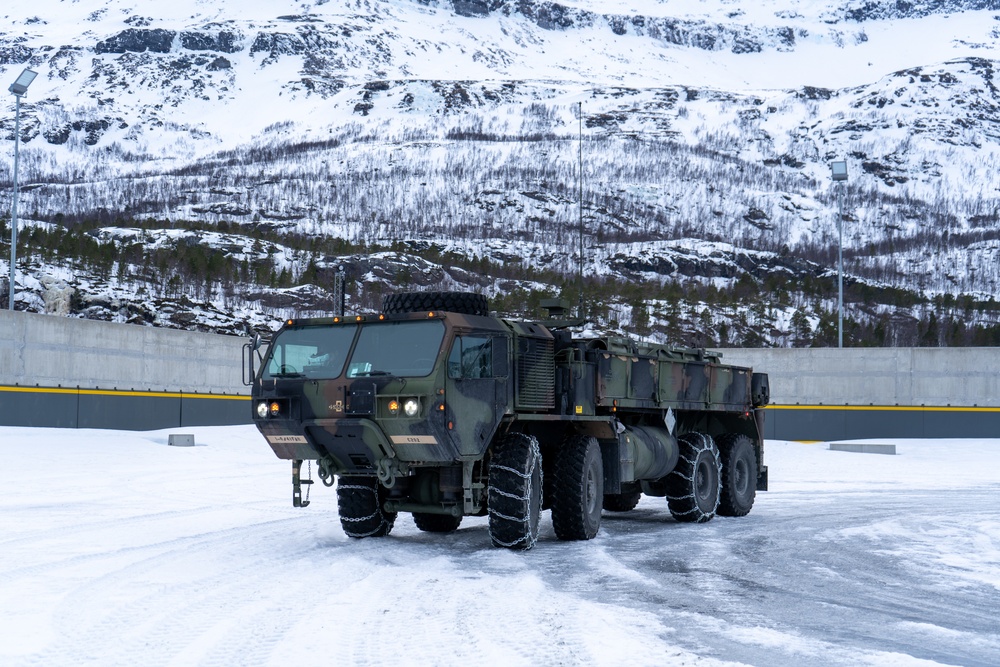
[168,434,196,447]
[829,442,896,455]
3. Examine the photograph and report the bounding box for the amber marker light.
[388,400,399,414]
[438,403,445,411]
[355,316,363,322]
[427,312,435,318]
[269,401,281,417]
[286,319,294,326]
[333,317,340,323]
[379,314,385,321]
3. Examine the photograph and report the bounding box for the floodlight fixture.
[8,68,37,96]
[831,160,848,182]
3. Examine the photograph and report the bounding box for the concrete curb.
[829,443,897,455]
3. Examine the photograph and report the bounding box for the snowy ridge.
[1,1,1000,343]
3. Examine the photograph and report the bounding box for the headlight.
[403,399,419,417]
[256,402,269,419]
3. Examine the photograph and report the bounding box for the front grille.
[515,337,555,411]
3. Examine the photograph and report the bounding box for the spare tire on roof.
[381,291,489,316]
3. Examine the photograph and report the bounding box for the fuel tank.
[620,424,679,482]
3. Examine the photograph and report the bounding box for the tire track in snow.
[5,513,322,667]
[262,525,729,667]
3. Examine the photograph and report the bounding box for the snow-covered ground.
[1,426,997,666]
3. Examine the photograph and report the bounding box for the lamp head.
[8,68,38,96]
[831,160,848,182]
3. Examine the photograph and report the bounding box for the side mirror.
[243,333,270,386]
[242,340,255,387]
[751,372,770,408]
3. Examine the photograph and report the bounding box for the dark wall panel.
[77,393,180,431]
[181,397,252,427]
[0,387,253,431]
[922,411,1000,439]
[2,386,999,437]
[771,409,847,441]
[0,390,78,428]
[760,409,776,439]
[767,407,999,441]
[844,410,922,440]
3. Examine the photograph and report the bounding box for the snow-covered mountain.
[2,0,1000,345]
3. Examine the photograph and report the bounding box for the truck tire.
[337,476,397,538]
[603,491,641,512]
[381,291,489,316]
[716,433,757,517]
[488,432,543,550]
[412,512,463,533]
[551,435,604,540]
[665,433,721,523]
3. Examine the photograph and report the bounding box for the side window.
[448,336,493,379]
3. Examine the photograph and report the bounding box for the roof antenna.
[333,265,346,317]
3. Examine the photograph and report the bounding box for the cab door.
[445,334,509,457]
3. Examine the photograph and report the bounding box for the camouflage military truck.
[245,291,769,550]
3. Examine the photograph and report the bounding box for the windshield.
[262,324,358,380]
[346,320,445,378]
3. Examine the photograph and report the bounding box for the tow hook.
[317,457,337,487]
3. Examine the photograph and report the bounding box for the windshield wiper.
[353,370,393,377]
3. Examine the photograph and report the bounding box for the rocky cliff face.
[1,0,999,345]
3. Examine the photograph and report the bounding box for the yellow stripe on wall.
[767,403,1000,413]
[0,385,251,401]
[1,386,995,411]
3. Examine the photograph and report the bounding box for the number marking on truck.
[266,435,308,444]
[389,435,439,445]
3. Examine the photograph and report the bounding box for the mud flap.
[756,465,768,492]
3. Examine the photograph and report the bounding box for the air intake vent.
[515,336,555,411]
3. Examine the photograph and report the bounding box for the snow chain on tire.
[487,433,543,550]
[337,477,397,538]
[381,291,489,316]
[665,432,721,523]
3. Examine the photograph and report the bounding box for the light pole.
[830,160,848,347]
[577,100,584,320]
[7,68,37,311]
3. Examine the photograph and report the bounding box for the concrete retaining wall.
[0,310,248,430]
[1,310,997,437]
[712,347,1000,408]
[712,347,1000,440]
[1,310,246,393]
